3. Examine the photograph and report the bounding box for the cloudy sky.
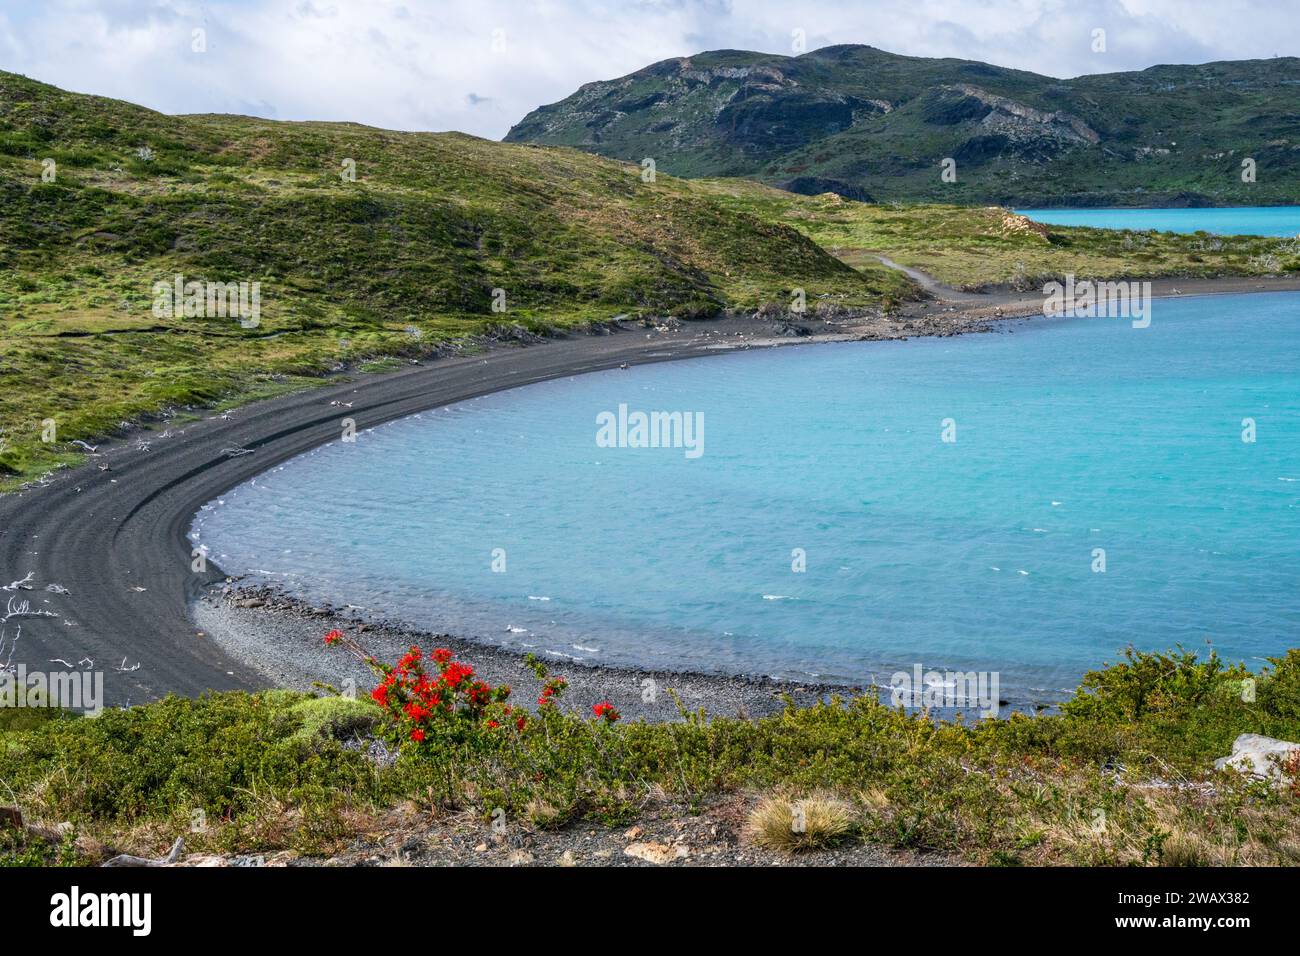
[1,0,1297,139]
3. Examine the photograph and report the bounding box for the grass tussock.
[745,793,857,852]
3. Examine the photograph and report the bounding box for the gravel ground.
[175,796,961,868]
[192,583,855,722]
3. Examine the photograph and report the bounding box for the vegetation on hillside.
[3,70,1298,490]
[508,45,1300,207]
[0,69,910,486]
[2,644,1298,867]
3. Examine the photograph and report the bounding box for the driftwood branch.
[102,837,185,867]
[2,572,34,592]
[3,595,56,624]
[0,625,19,671]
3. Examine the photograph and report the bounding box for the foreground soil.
[174,799,956,868]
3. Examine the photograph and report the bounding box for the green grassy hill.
[506,45,1300,207]
[0,69,911,484]
[2,71,1297,488]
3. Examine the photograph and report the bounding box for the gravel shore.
[192,583,854,722]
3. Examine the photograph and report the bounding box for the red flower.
[343,641,534,746]
[592,701,621,723]
[324,629,343,645]
[404,702,430,721]
[442,661,474,688]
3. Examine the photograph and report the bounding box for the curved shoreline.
[1,309,961,706]
[4,275,1299,708]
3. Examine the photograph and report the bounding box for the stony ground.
[176,797,958,868]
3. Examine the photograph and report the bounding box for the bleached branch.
[3,595,56,624]
[0,625,19,672]
[103,838,185,868]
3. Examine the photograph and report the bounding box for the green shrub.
[0,646,1296,865]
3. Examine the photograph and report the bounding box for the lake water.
[192,293,1300,704]
[1016,206,1300,237]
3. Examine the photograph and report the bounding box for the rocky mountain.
[506,45,1300,206]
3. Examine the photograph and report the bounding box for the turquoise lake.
[192,293,1300,703]
[1016,206,1300,236]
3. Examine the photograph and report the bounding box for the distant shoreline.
[4,272,1299,708]
[1014,203,1300,211]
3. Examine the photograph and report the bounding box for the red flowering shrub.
[324,633,573,747]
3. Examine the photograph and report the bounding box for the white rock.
[1213,733,1300,783]
[624,841,689,865]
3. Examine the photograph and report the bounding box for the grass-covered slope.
[0,69,911,484]
[3,70,1298,489]
[507,45,1300,207]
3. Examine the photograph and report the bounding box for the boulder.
[1213,734,1300,783]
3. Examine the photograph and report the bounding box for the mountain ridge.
[505,44,1300,206]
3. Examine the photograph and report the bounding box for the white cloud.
[0,0,1296,139]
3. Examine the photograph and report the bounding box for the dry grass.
[745,793,858,852]
[525,798,565,829]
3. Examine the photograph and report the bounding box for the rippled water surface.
[193,293,1300,701]
[1016,206,1300,236]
